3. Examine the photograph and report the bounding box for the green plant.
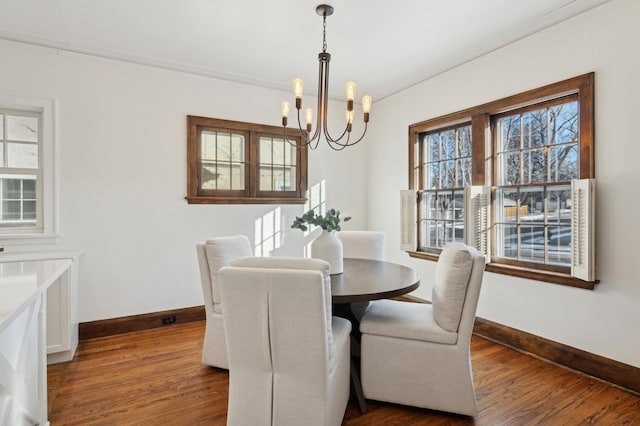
[291,208,351,232]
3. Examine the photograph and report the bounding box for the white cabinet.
[0,250,82,364]
[0,259,72,426]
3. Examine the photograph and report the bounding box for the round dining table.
[330,258,420,304]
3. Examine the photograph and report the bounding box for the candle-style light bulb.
[345,81,356,113]
[281,101,291,127]
[345,81,357,101]
[305,108,313,132]
[362,95,372,123]
[346,109,354,132]
[346,109,354,124]
[362,96,372,113]
[293,78,304,109]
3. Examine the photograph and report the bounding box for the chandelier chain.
[322,15,327,53]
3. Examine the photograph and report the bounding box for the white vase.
[311,230,343,274]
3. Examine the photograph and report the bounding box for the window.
[0,109,41,231]
[407,73,595,288]
[186,116,308,204]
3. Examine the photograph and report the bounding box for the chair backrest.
[336,230,386,260]
[220,261,333,425]
[230,256,334,359]
[196,235,252,314]
[431,242,485,339]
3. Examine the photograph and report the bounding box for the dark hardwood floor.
[48,321,640,425]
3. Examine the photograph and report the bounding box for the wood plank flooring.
[48,321,640,425]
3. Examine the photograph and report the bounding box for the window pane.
[523,110,546,148]
[2,200,20,220]
[550,102,578,145]
[260,167,273,191]
[201,131,216,160]
[285,166,296,191]
[8,143,36,168]
[216,133,231,161]
[547,187,571,224]
[457,126,472,157]
[498,152,520,185]
[453,191,464,220]
[23,179,36,199]
[496,224,518,259]
[499,116,520,151]
[3,179,21,198]
[427,134,439,161]
[549,144,578,182]
[520,225,545,262]
[201,164,217,189]
[425,163,439,189]
[441,130,455,160]
[8,143,38,168]
[456,157,472,187]
[23,200,36,220]
[7,115,38,142]
[231,163,244,190]
[520,187,545,223]
[231,135,244,161]
[441,160,455,188]
[0,142,3,165]
[216,163,231,190]
[454,220,464,242]
[523,148,546,184]
[436,192,453,220]
[0,113,3,137]
[547,225,571,265]
[495,188,518,223]
[260,137,273,164]
[272,139,285,165]
[442,221,454,245]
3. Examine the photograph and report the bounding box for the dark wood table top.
[330,258,420,304]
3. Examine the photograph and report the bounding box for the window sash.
[0,108,43,232]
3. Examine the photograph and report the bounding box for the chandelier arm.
[294,108,319,147]
[327,122,368,149]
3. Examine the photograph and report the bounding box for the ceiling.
[1,0,610,101]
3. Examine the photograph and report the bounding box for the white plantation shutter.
[571,178,595,282]
[400,190,417,251]
[464,186,491,261]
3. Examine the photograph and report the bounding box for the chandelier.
[280,4,372,151]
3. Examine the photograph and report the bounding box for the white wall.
[0,39,369,322]
[369,0,640,367]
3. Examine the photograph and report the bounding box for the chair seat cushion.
[360,299,458,345]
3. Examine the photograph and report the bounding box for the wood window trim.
[407,73,595,288]
[186,116,308,204]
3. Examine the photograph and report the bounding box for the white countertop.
[0,259,72,333]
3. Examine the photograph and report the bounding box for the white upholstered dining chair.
[336,230,385,261]
[196,235,252,369]
[359,242,485,416]
[220,257,351,426]
[336,230,386,320]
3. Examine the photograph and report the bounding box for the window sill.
[0,232,61,247]
[407,250,597,290]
